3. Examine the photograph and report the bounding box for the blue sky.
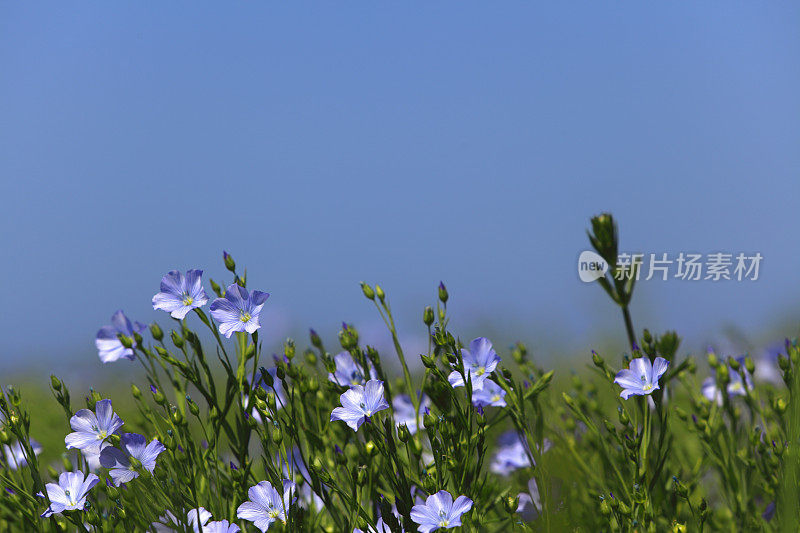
[1,2,799,370]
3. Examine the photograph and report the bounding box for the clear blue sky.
[1,2,799,370]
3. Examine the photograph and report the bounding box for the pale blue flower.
[209,284,270,338]
[99,433,166,486]
[490,432,551,476]
[95,310,147,363]
[516,478,541,522]
[2,439,42,470]
[702,357,753,404]
[410,490,473,532]
[614,356,670,400]
[328,351,376,386]
[203,520,240,533]
[152,269,209,319]
[330,380,390,432]
[39,471,99,517]
[187,507,213,532]
[471,379,506,408]
[447,337,500,390]
[65,399,123,454]
[237,479,296,531]
[392,393,429,435]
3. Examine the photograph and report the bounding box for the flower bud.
[150,323,164,341]
[375,284,385,302]
[778,354,790,371]
[423,413,437,429]
[421,354,436,369]
[284,339,296,360]
[744,357,755,375]
[152,387,166,406]
[438,282,448,303]
[131,384,142,400]
[707,351,719,368]
[728,357,740,371]
[717,365,730,385]
[106,484,119,500]
[118,335,134,349]
[592,351,604,368]
[600,499,611,516]
[187,397,199,417]
[309,329,322,349]
[423,306,435,326]
[171,410,184,426]
[171,331,184,349]
[398,424,411,443]
[209,278,222,297]
[365,441,377,457]
[50,375,62,392]
[588,213,618,266]
[504,495,520,514]
[360,282,375,300]
[223,251,236,272]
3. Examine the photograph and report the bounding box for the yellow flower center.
[240,312,252,323]
[182,295,194,306]
[476,367,486,376]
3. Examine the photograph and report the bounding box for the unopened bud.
[375,284,385,302]
[360,282,375,300]
[423,306,434,326]
[150,323,164,341]
[171,331,184,349]
[50,375,62,392]
[223,251,236,272]
[438,282,448,303]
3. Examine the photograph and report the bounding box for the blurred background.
[1,2,799,385]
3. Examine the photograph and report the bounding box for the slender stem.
[621,306,636,352]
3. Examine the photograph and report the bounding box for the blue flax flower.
[203,521,240,533]
[2,439,42,470]
[95,310,147,363]
[187,507,213,532]
[152,269,209,319]
[99,433,166,486]
[702,356,753,404]
[471,379,507,408]
[614,356,670,400]
[209,284,269,338]
[65,399,123,454]
[39,471,99,517]
[237,479,296,532]
[330,380,390,431]
[410,490,473,532]
[490,432,551,476]
[328,351,377,386]
[392,393,430,435]
[447,337,500,390]
[516,478,541,522]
